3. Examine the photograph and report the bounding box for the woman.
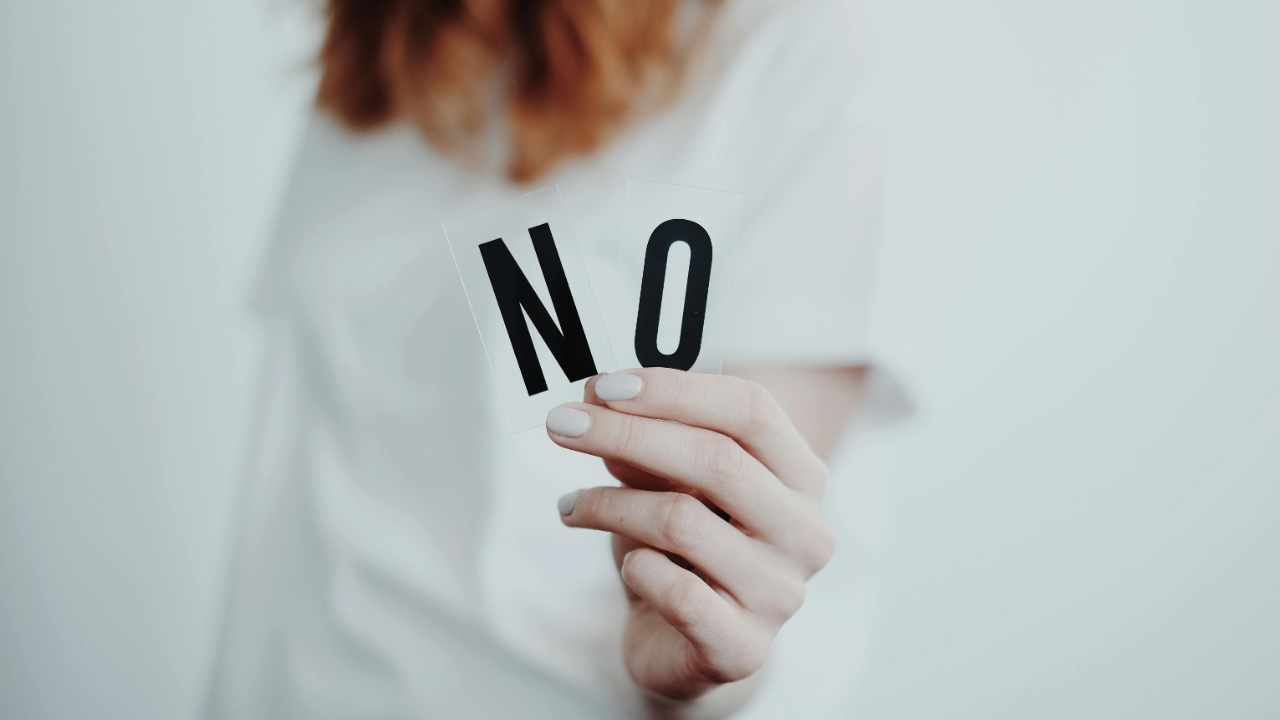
[207,0,899,717]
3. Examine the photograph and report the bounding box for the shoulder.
[694,0,874,188]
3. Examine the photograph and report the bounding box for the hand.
[546,368,836,702]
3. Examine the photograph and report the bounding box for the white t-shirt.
[207,1,908,717]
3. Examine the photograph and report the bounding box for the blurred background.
[1,1,1275,718]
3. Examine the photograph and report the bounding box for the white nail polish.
[557,491,581,515]
[596,373,643,401]
[547,407,591,437]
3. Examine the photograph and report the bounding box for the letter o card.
[610,180,743,375]
[444,186,615,431]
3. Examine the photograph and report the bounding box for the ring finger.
[560,486,802,615]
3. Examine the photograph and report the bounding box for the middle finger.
[546,403,803,541]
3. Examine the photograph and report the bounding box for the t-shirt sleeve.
[719,0,918,420]
[723,119,884,369]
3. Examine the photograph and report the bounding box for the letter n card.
[444,186,615,431]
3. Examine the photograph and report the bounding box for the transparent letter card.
[610,180,743,375]
[444,186,615,431]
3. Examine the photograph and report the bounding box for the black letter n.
[479,223,598,396]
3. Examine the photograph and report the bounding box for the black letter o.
[634,219,712,371]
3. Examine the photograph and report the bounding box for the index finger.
[590,368,826,496]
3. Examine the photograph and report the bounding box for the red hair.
[316,0,693,182]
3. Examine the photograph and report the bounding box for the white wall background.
[849,0,1279,717]
[0,1,1275,719]
[0,2,317,718]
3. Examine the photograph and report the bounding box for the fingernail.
[557,490,581,515]
[547,407,591,437]
[595,373,643,401]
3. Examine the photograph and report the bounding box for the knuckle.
[580,488,612,522]
[801,519,837,574]
[670,370,700,407]
[775,578,807,619]
[663,573,709,630]
[699,435,746,486]
[735,637,772,679]
[696,633,770,684]
[610,415,645,457]
[737,380,778,434]
[658,493,707,549]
